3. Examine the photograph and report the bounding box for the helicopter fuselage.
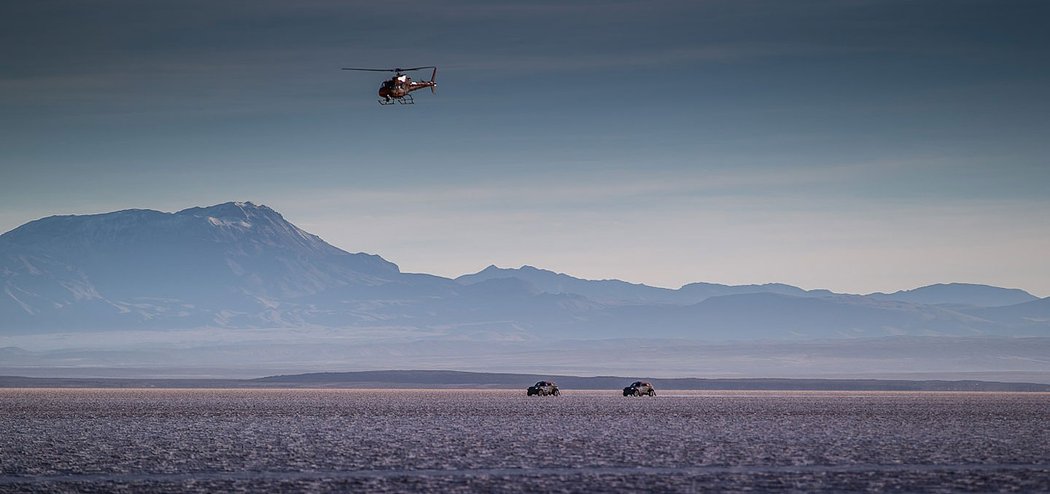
[378,75,436,101]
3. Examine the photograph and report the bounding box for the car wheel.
[553,389,560,396]
[648,389,655,397]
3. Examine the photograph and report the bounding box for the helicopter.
[341,66,437,105]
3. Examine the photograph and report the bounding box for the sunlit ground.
[1,389,1048,492]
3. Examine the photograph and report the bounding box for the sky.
[2,0,1049,296]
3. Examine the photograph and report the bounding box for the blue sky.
[2,0,1049,295]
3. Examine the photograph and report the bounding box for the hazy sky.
[2,0,1049,295]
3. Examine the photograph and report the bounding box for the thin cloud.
[270,158,927,212]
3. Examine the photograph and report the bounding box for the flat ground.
[1,390,1048,492]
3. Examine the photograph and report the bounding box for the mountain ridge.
[456,264,1033,308]
[866,283,1038,307]
[2,202,1046,340]
[0,202,406,330]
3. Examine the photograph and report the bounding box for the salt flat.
[1,389,1048,492]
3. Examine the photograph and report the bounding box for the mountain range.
[5,371,1049,392]
[2,202,1047,340]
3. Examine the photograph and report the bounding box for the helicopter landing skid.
[379,94,414,105]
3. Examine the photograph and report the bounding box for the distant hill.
[867,283,1038,307]
[592,293,1000,339]
[2,370,1048,391]
[457,265,682,304]
[966,296,1050,324]
[456,265,836,305]
[253,370,1050,391]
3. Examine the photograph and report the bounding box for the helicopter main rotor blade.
[340,66,436,72]
[341,67,398,72]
